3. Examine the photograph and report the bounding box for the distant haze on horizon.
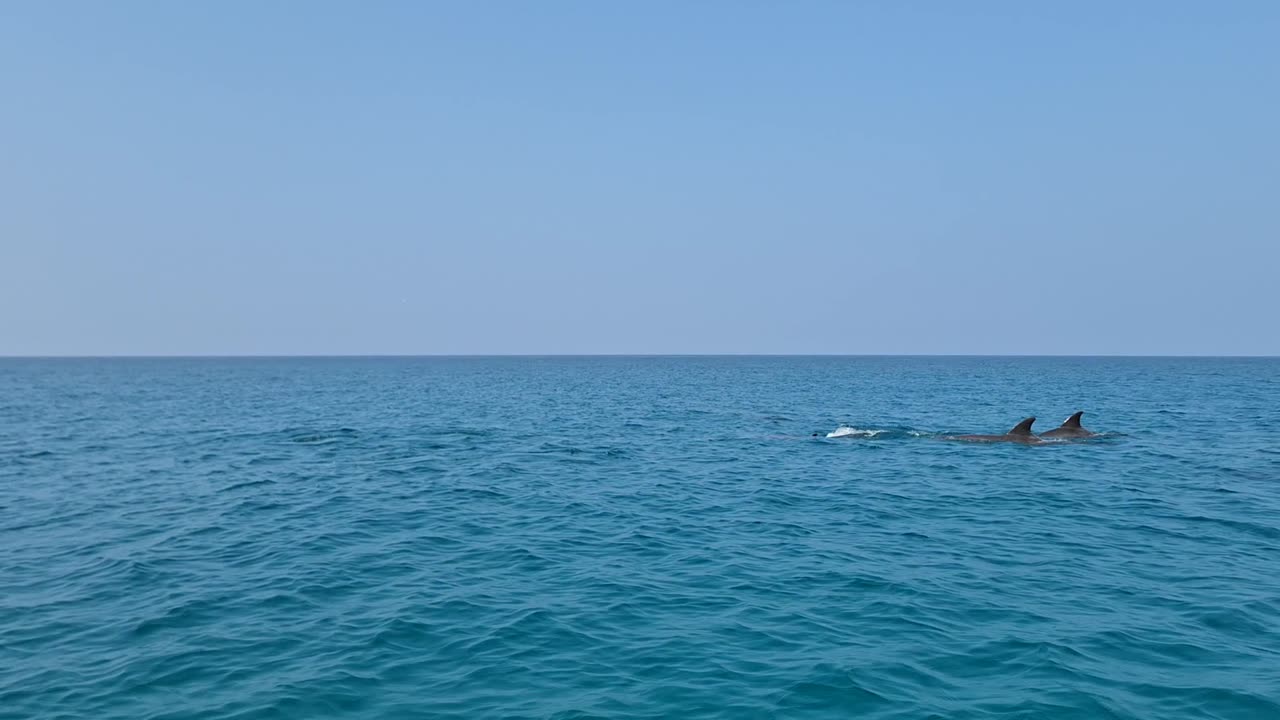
[2,2,1277,356]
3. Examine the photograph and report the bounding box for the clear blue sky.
[2,2,1276,355]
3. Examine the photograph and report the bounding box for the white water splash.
[826,426,884,438]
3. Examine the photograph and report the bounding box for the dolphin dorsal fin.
[1008,417,1036,435]
[1061,411,1084,429]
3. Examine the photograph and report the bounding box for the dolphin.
[1039,411,1096,439]
[944,417,1043,444]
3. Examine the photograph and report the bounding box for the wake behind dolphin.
[825,426,929,439]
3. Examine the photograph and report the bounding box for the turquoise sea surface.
[2,356,1279,719]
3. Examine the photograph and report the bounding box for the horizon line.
[2,353,1278,360]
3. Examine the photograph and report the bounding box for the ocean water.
[3,356,1279,720]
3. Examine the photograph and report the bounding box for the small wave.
[218,478,277,493]
[286,427,359,445]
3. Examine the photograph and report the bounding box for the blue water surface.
[2,356,1279,719]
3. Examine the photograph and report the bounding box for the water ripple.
[2,357,1279,719]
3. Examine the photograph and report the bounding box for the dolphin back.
[1040,411,1095,438]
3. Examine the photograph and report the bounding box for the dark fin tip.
[1009,417,1036,435]
[1063,411,1084,428]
